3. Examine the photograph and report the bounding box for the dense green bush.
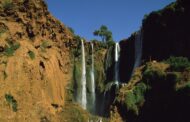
[143,66,166,82]
[40,40,51,52]
[28,50,35,60]
[125,91,138,114]
[5,94,18,112]
[4,42,20,56]
[124,82,147,115]
[165,56,190,71]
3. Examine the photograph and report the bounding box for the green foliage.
[4,42,20,56]
[40,40,50,52]
[125,91,138,114]
[2,0,14,11]
[41,41,49,48]
[165,57,190,71]
[142,63,167,84]
[133,83,147,102]
[124,82,147,115]
[74,35,82,42]
[106,40,115,48]
[143,68,165,81]
[93,25,113,43]
[5,94,18,112]
[28,51,35,60]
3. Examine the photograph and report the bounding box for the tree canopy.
[93,25,113,42]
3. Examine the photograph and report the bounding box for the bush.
[165,56,190,71]
[124,82,147,115]
[125,91,138,114]
[143,65,166,82]
[133,83,147,102]
[2,0,14,11]
[40,40,51,52]
[28,50,35,60]
[5,94,18,112]
[4,42,20,56]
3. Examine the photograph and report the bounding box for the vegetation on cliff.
[114,57,190,122]
[1,0,189,121]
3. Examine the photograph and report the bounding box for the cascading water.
[115,42,120,85]
[133,30,143,69]
[90,42,96,112]
[81,39,87,109]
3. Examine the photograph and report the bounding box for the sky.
[45,0,175,41]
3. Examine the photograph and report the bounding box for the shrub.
[4,46,14,56]
[40,40,51,52]
[28,50,35,60]
[2,0,14,11]
[124,82,147,115]
[133,83,147,102]
[165,56,190,71]
[125,91,138,114]
[143,66,166,82]
[5,94,18,112]
[41,41,49,48]
[4,42,20,56]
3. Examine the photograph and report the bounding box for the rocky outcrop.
[0,0,82,121]
[142,0,190,61]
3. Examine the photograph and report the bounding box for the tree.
[93,25,113,43]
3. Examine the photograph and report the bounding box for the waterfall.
[81,39,87,109]
[90,42,96,112]
[134,30,143,69]
[114,42,120,85]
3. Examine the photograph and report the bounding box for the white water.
[134,30,143,68]
[114,42,120,85]
[90,43,96,111]
[81,39,87,109]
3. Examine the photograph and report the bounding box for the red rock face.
[0,0,80,121]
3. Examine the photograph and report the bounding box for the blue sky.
[46,0,175,41]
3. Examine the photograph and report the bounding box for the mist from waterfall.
[134,30,143,69]
[81,39,87,109]
[90,42,96,112]
[115,42,120,85]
